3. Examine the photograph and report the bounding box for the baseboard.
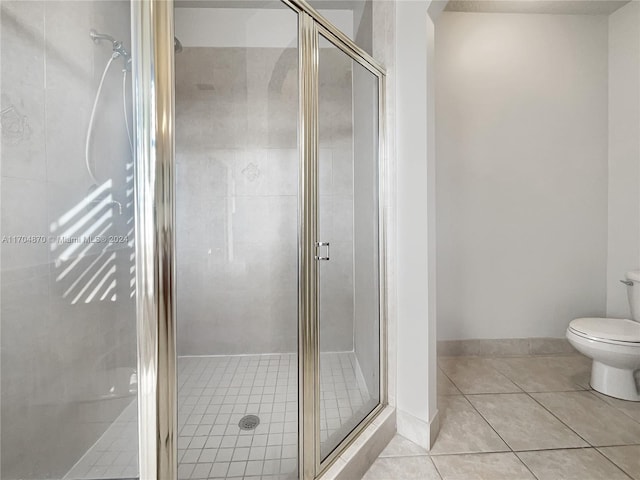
[438,337,576,357]
[396,408,440,450]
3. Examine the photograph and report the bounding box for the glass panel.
[0,1,139,479]
[174,3,299,480]
[318,35,380,460]
[307,0,373,55]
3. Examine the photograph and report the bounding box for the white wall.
[606,1,640,318]
[436,12,610,340]
[395,0,440,449]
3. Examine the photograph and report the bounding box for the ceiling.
[444,0,632,15]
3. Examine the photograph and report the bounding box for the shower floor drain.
[239,414,260,431]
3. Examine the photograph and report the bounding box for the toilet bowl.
[567,271,640,402]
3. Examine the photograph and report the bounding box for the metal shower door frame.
[131,0,177,478]
[289,3,388,478]
[131,1,387,479]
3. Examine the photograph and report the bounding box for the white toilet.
[566,270,640,402]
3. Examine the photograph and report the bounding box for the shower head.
[90,29,130,63]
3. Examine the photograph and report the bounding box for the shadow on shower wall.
[0,1,138,479]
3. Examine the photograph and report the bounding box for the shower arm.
[89,30,116,44]
[90,29,131,64]
[90,29,182,62]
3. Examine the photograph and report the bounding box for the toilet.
[567,271,640,401]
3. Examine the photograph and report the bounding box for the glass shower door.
[174,3,300,479]
[0,1,139,479]
[317,33,381,461]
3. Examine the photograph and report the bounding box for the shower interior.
[167,5,380,479]
[66,9,379,478]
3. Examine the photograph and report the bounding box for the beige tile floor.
[364,353,640,480]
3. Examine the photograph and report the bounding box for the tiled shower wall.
[0,2,137,478]
[175,47,355,355]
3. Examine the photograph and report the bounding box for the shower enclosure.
[0,1,386,479]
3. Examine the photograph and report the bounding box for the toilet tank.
[626,271,640,321]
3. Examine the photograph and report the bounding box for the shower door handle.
[315,242,330,261]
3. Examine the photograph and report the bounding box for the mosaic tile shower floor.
[65,352,374,480]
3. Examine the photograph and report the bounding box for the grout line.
[524,390,609,448]
[514,447,635,480]
[594,448,635,480]
[415,443,638,457]
[596,446,639,480]
[591,392,640,426]
[381,452,430,458]
[438,359,523,395]
[512,451,541,480]
[427,454,445,480]
[429,450,522,457]
[437,367,461,395]
[460,387,588,396]
[437,366,520,459]
[451,409,531,480]
[458,394,515,450]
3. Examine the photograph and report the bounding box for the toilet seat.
[569,317,640,345]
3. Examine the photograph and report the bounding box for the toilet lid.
[569,317,640,343]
